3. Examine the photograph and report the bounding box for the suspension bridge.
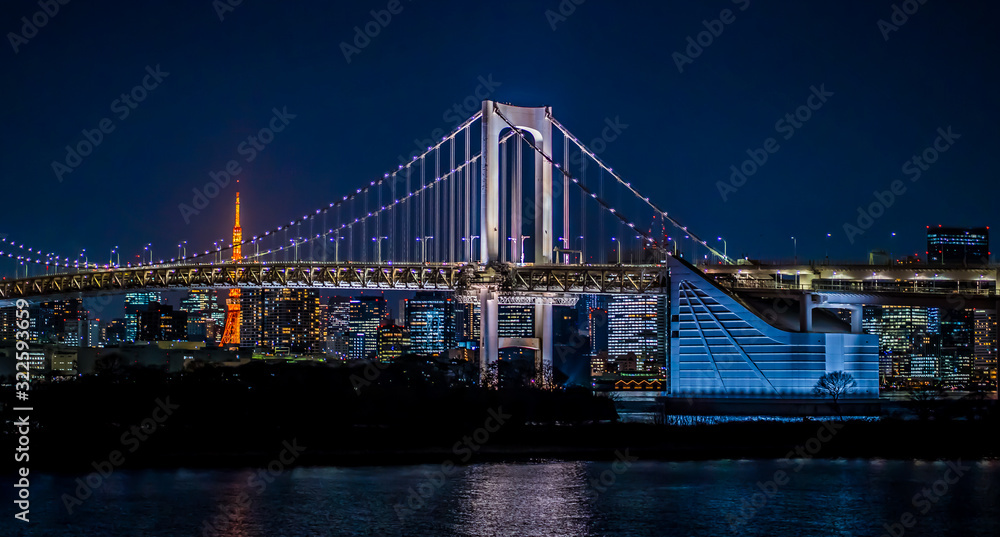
[1,101,731,384]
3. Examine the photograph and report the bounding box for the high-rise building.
[607,295,666,373]
[973,309,997,389]
[576,295,607,333]
[453,301,480,344]
[124,291,163,342]
[325,296,352,359]
[180,289,226,343]
[926,226,989,264]
[879,306,933,383]
[498,304,534,361]
[937,308,974,386]
[238,289,322,353]
[260,289,323,353]
[44,298,88,346]
[404,293,454,356]
[0,303,55,344]
[378,321,410,362]
[86,319,102,348]
[138,302,188,342]
[349,296,386,360]
[104,319,126,346]
[589,306,609,356]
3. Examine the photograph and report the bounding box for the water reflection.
[20,460,1000,537]
[453,462,593,537]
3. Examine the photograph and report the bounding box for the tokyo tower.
[220,192,242,347]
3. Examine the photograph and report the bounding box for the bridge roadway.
[0,261,669,300]
[700,262,999,309]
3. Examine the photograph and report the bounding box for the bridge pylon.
[479,101,555,385]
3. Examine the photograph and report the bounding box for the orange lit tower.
[221,192,242,347]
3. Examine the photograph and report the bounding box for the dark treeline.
[4,360,999,473]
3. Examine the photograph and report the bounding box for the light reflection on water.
[12,460,999,537]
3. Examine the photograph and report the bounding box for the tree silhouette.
[814,371,857,418]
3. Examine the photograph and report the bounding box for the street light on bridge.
[416,236,434,263]
[611,237,621,265]
[372,236,388,263]
[462,235,480,262]
[717,236,727,261]
[332,233,346,263]
[290,237,304,262]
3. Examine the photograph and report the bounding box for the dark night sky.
[2,0,998,267]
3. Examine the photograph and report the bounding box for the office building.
[927,226,989,264]
[879,306,933,383]
[260,289,323,353]
[607,295,666,373]
[138,302,188,342]
[239,289,323,353]
[325,296,352,359]
[124,291,163,342]
[937,308,974,386]
[973,310,997,389]
[498,304,533,361]
[589,306,609,356]
[179,289,225,344]
[378,322,410,362]
[453,301,480,344]
[404,293,454,356]
[349,296,386,360]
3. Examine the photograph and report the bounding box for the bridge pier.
[479,288,499,380]
[534,299,553,386]
[799,292,814,332]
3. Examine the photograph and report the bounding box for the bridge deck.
[0,262,669,300]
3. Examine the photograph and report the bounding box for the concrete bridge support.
[479,101,555,385]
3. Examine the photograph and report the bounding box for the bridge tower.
[479,101,555,385]
[221,192,242,347]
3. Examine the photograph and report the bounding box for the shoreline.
[12,419,999,473]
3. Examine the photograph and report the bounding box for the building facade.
[349,296,386,360]
[404,293,455,356]
[926,226,989,264]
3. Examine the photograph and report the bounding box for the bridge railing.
[721,278,996,296]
